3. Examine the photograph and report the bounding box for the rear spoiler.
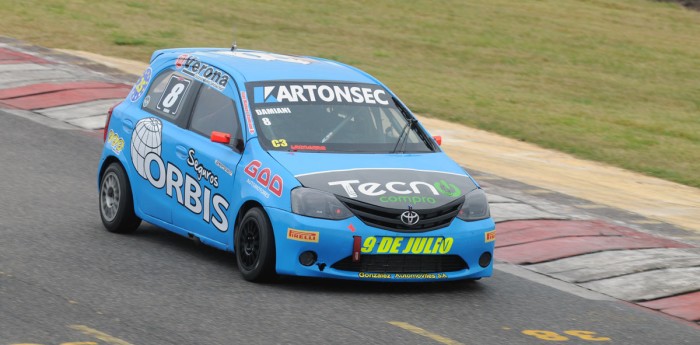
[149,47,223,64]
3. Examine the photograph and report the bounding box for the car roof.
[153,48,380,84]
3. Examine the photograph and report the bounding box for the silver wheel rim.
[100,171,120,222]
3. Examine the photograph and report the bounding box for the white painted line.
[631,219,664,225]
[38,99,122,120]
[473,175,503,181]
[67,115,107,130]
[486,193,519,203]
[491,203,568,222]
[495,262,614,301]
[2,108,82,130]
[0,69,75,86]
[0,63,51,72]
[580,267,700,301]
[525,189,555,194]
[528,248,700,283]
[575,204,608,209]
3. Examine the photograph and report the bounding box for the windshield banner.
[246,81,390,106]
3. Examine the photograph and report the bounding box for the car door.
[129,68,198,224]
[172,83,244,248]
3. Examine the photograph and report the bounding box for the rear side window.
[189,85,240,139]
[143,70,195,122]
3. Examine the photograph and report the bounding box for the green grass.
[2,0,700,187]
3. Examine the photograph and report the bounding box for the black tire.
[99,163,141,233]
[235,207,276,282]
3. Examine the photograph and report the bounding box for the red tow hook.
[352,236,362,262]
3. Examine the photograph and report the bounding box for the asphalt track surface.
[1,112,698,345]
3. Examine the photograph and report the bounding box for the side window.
[189,85,240,141]
[143,70,195,122]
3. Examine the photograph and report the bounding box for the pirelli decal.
[287,228,319,243]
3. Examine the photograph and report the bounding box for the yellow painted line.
[388,321,465,345]
[68,325,134,345]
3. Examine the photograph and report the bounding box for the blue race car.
[98,48,495,282]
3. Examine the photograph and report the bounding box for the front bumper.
[266,207,495,282]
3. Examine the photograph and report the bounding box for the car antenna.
[230,24,237,51]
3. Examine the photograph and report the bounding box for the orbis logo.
[131,118,229,232]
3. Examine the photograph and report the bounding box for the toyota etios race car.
[98,48,495,282]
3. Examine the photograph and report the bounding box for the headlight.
[456,189,490,221]
[291,187,353,220]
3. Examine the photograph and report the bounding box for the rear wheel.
[235,207,276,282]
[99,163,141,233]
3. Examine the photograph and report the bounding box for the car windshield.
[245,81,437,153]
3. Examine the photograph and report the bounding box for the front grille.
[338,195,464,232]
[331,254,468,273]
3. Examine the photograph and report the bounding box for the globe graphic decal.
[131,118,162,179]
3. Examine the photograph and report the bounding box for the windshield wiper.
[391,97,420,153]
[392,117,416,153]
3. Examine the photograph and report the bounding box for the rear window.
[143,70,195,122]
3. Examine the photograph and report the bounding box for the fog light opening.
[299,251,317,266]
[479,252,492,268]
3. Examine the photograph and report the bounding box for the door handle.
[176,145,188,160]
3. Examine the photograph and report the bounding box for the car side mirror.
[211,131,231,144]
[433,135,442,146]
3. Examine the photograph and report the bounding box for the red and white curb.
[495,220,699,323]
[0,45,129,130]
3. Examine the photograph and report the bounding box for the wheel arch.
[233,200,272,251]
[99,155,126,185]
[98,155,140,217]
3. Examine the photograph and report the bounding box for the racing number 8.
[162,83,185,108]
[156,75,192,115]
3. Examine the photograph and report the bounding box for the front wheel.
[99,163,141,233]
[235,207,276,282]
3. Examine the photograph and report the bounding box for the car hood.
[268,151,477,210]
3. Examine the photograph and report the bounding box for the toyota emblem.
[400,207,420,226]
